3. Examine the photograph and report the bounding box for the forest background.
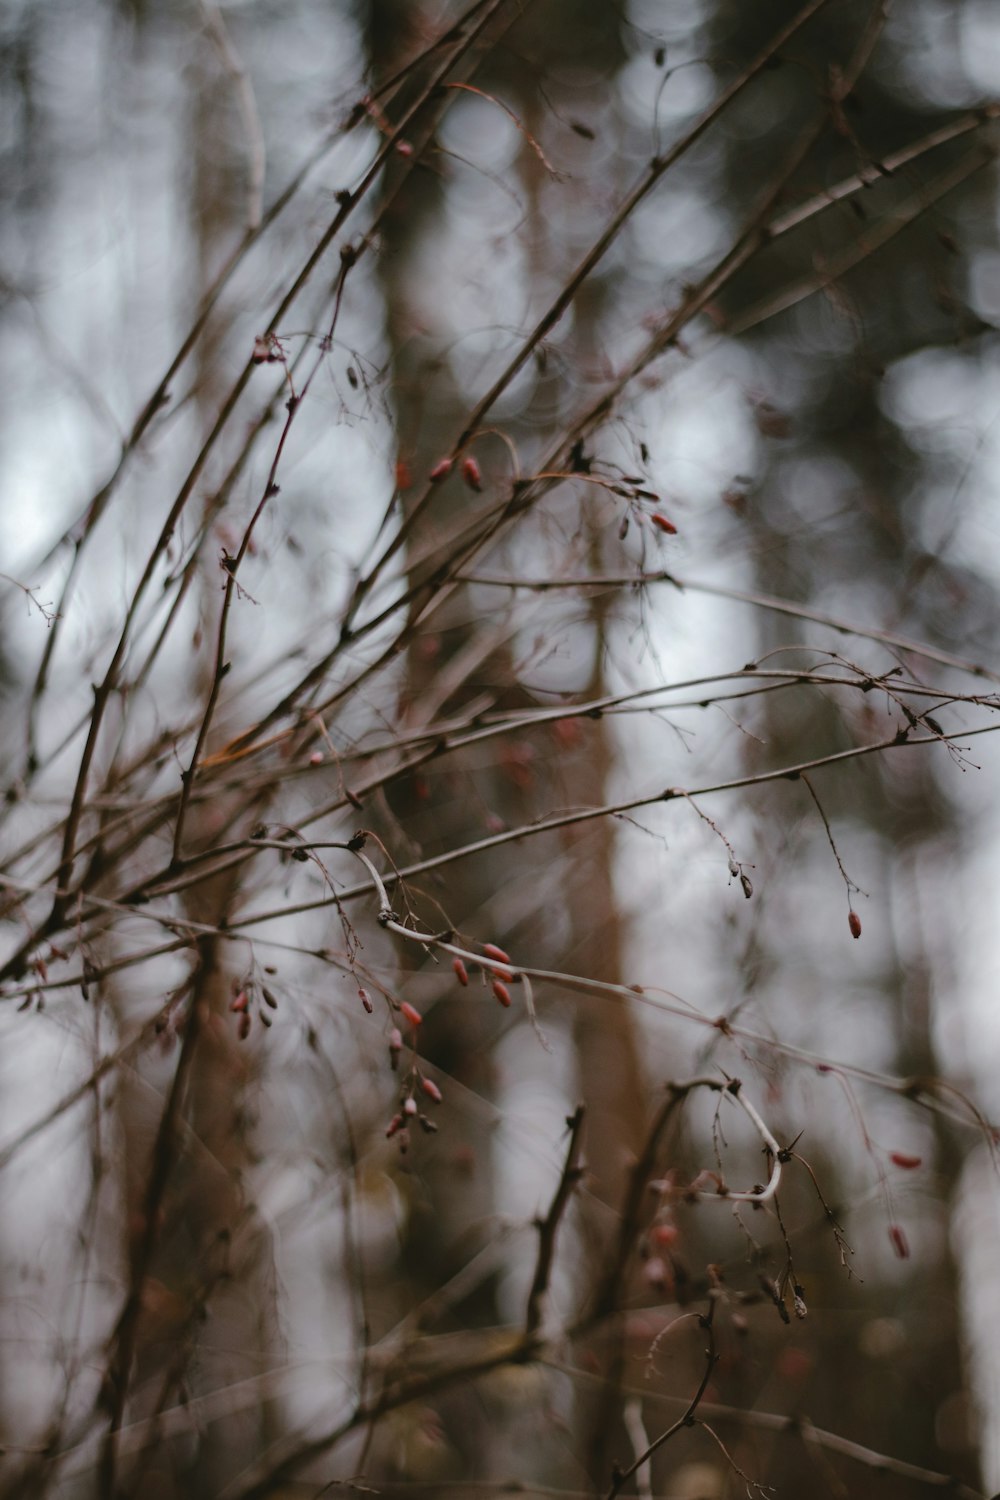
[2,1,1000,1497]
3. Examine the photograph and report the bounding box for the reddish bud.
[492,979,512,1007]
[429,457,453,482]
[552,717,582,748]
[403,1096,418,1116]
[229,991,249,1013]
[650,513,677,535]
[777,1347,812,1380]
[395,139,414,158]
[848,910,862,939]
[889,1151,922,1170]
[389,1027,403,1070]
[461,456,483,491]
[252,335,272,364]
[386,1113,404,1138]
[421,1077,443,1103]
[400,1001,423,1028]
[482,943,511,964]
[309,750,323,765]
[358,987,374,1014]
[651,1223,679,1247]
[888,1223,910,1259]
[452,958,469,987]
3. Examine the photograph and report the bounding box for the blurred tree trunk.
[364,2,646,1484]
[703,0,989,1487]
[97,39,280,1498]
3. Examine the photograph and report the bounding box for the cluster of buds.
[388,998,423,1073]
[450,942,518,1008]
[385,1073,443,1154]
[638,1214,683,1297]
[229,974,279,1039]
[251,332,286,365]
[607,470,679,542]
[427,453,484,491]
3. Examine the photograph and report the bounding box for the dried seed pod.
[358,987,373,1014]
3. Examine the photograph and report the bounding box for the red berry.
[429,457,453,482]
[650,513,677,534]
[461,456,483,491]
[482,943,510,964]
[452,958,469,987]
[848,910,862,939]
[889,1152,922,1170]
[492,979,512,1007]
[421,1078,443,1103]
[400,1001,423,1028]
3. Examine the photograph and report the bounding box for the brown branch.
[606,1298,719,1499]
[525,1105,586,1337]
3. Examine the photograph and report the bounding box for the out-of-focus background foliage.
[1,1,999,1496]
